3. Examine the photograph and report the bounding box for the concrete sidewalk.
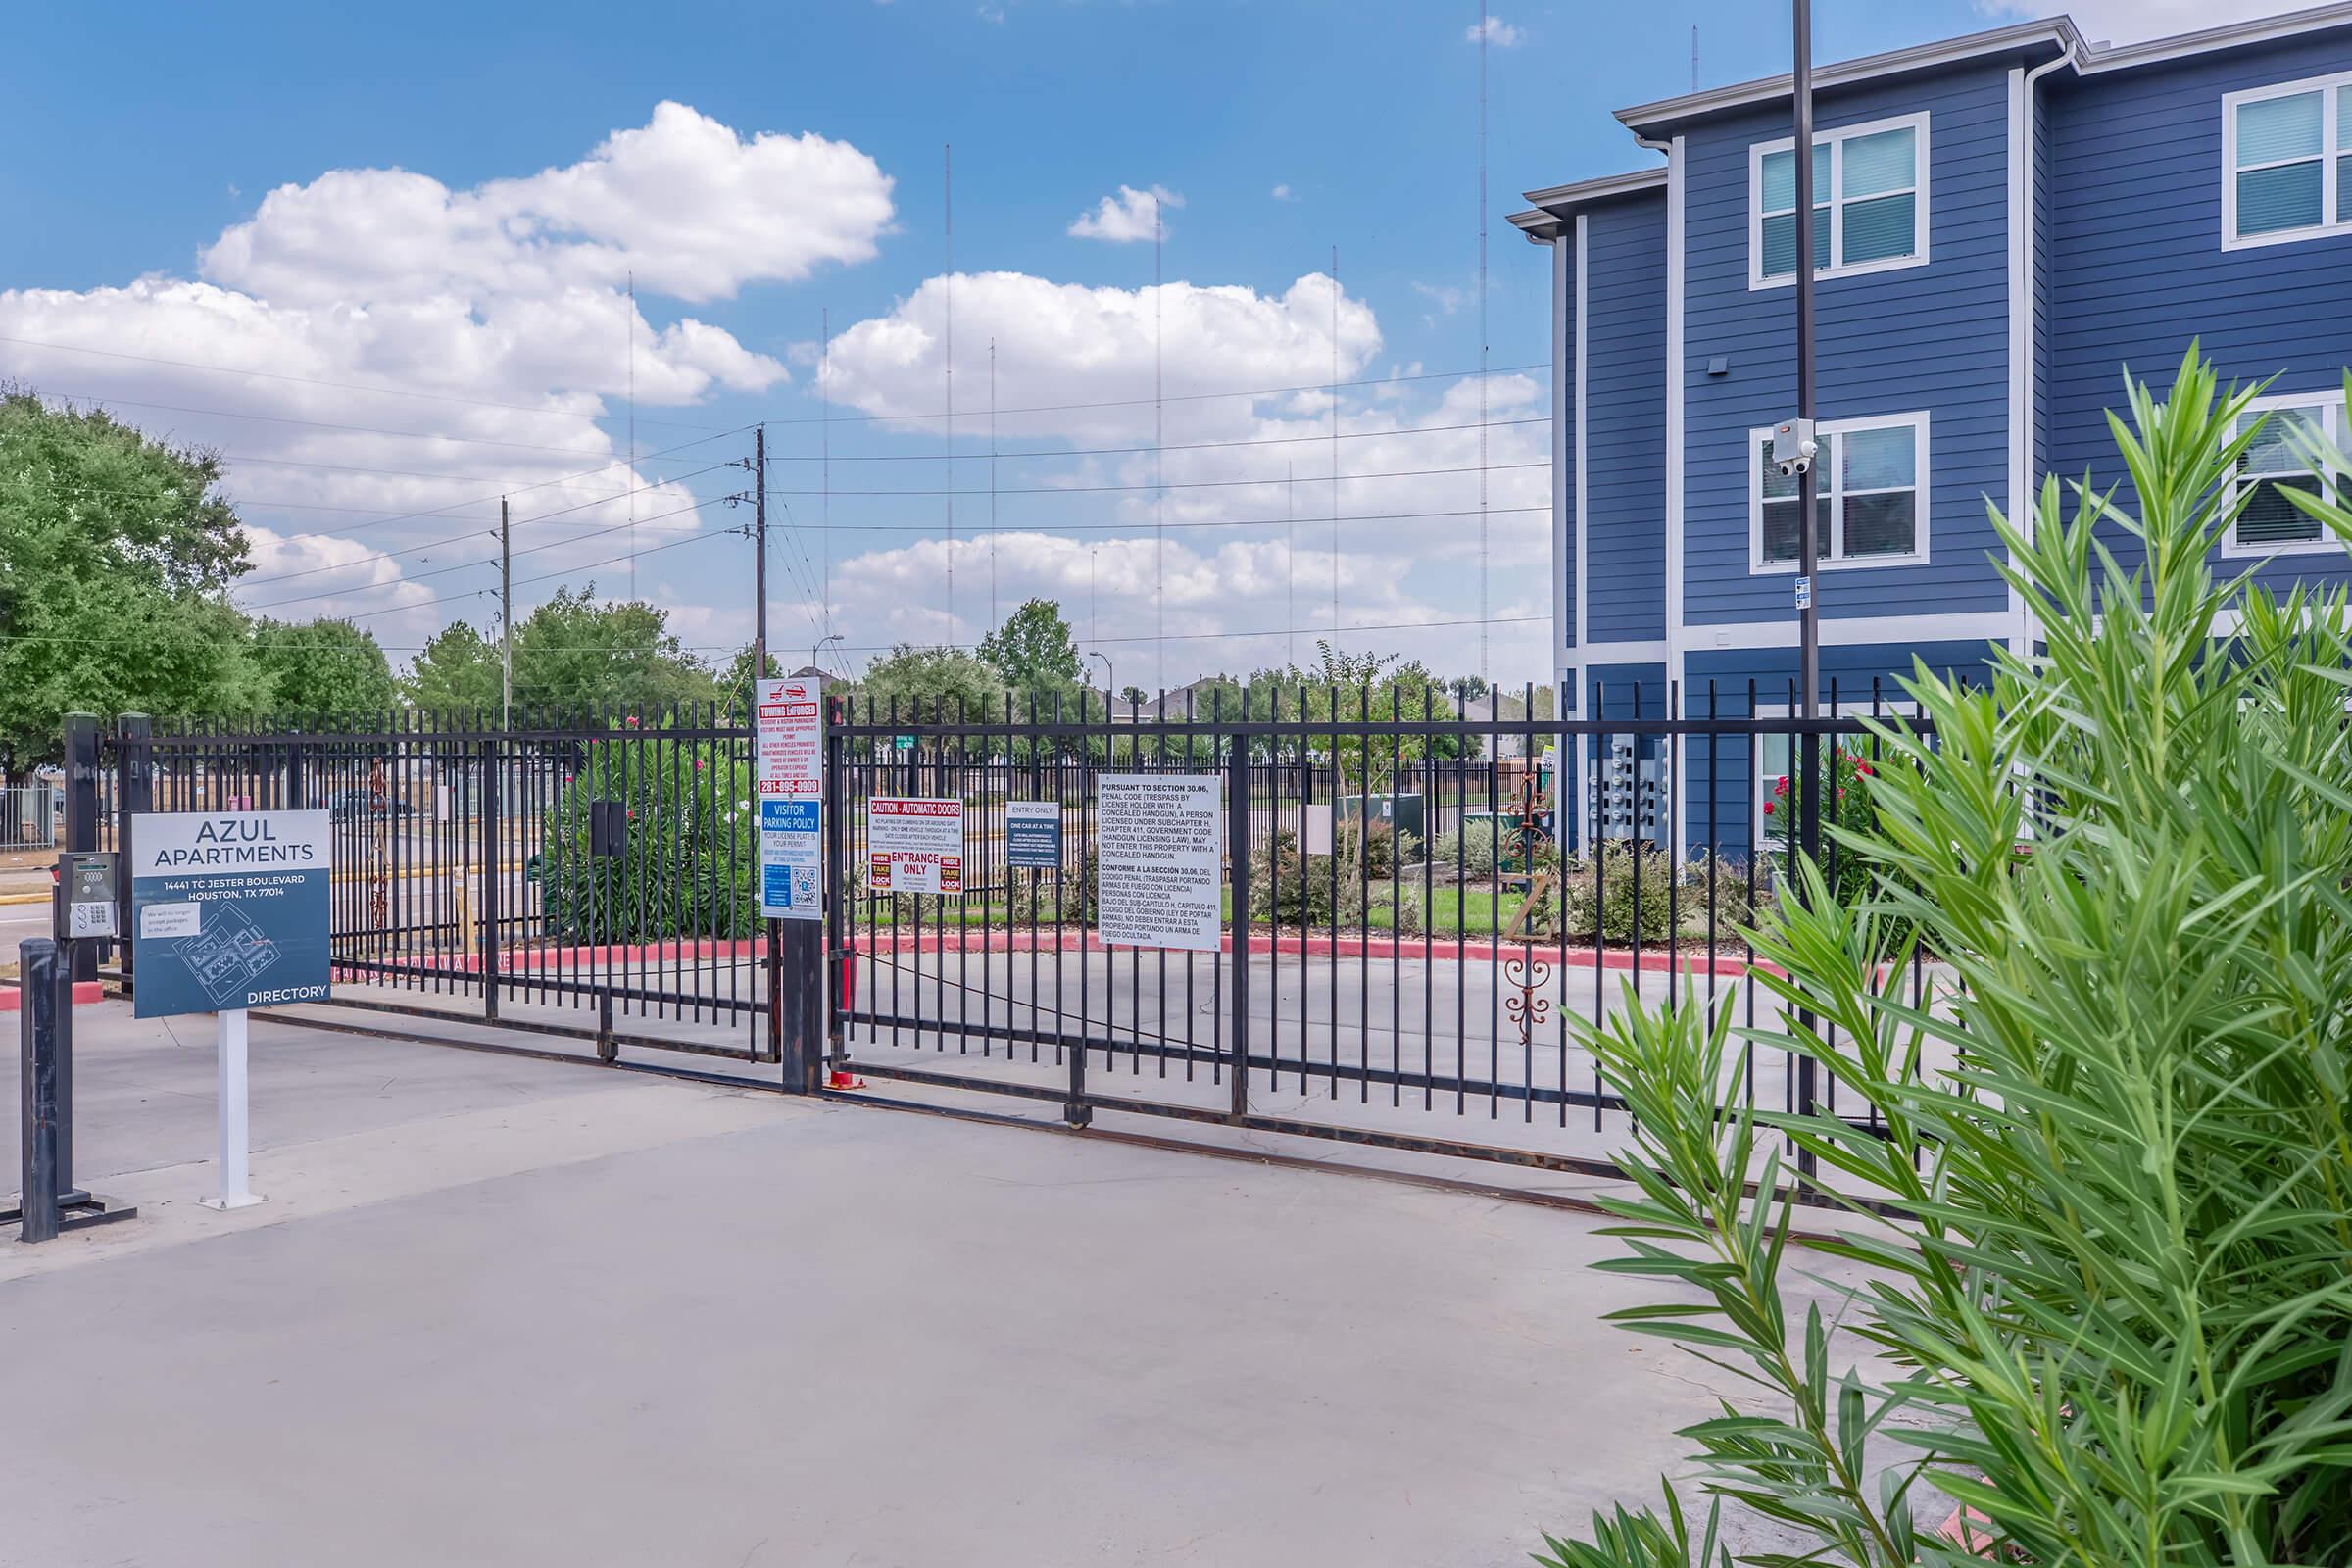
[3,1000,1835,1566]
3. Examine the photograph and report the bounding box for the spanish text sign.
[130,810,333,1018]
[1096,775,1221,952]
[867,797,963,895]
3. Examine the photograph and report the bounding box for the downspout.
[2015,45,2076,655]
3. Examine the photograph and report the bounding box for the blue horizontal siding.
[1582,195,1669,643]
[1681,65,2016,626]
[2045,30,2352,599]
[1681,639,2000,855]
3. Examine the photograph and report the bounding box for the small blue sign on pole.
[1004,800,1063,870]
[129,810,333,1019]
[760,798,822,917]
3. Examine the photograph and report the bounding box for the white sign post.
[204,1009,262,1210]
[1096,774,1222,952]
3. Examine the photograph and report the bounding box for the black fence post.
[17,938,63,1243]
[62,713,99,984]
[1226,733,1250,1121]
[479,735,501,1022]
[117,713,150,987]
[1793,710,1821,1185]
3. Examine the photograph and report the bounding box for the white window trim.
[2222,388,2346,557]
[2222,70,2352,251]
[1750,700,1893,850]
[1748,411,1932,574]
[1748,110,1932,290]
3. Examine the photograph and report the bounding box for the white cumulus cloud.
[1067,184,1183,243]
[1466,15,1522,46]
[0,103,894,653]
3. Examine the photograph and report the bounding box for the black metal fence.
[822,683,1938,1183]
[59,683,1937,1184]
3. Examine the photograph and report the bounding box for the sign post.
[755,676,825,1091]
[129,808,333,1209]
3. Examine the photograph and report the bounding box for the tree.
[1447,673,1489,706]
[1539,353,2352,1568]
[854,643,1005,721]
[404,620,505,714]
[251,617,397,718]
[1293,641,1465,791]
[715,642,778,728]
[978,598,1084,704]
[0,389,259,779]
[509,586,712,720]
[1118,684,1149,708]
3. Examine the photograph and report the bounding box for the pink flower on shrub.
[1763,802,1776,816]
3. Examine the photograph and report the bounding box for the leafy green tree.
[1541,352,2352,1568]
[1117,683,1149,708]
[251,617,397,718]
[404,620,505,714]
[1447,673,1489,706]
[1291,641,1465,790]
[978,598,1084,705]
[509,586,712,720]
[853,643,1005,721]
[0,389,259,778]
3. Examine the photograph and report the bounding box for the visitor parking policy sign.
[130,810,333,1018]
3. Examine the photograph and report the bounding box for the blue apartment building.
[1511,5,2352,852]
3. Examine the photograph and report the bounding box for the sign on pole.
[130,810,333,1018]
[1004,801,1063,870]
[129,808,333,1212]
[1095,774,1221,952]
[867,798,963,894]
[755,675,824,921]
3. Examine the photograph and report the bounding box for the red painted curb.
[843,928,1763,977]
[0,980,107,1011]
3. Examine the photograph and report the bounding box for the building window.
[1751,702,1889,850]
[2224,73,2352,248]
[1750,413,1930,572]
[2227,392,2347,555]
[1749,112,1929,288]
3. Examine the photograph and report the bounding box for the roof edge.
[1614,17,2081,132]
[1521,167,1668,212]
[2078,1,2352,73]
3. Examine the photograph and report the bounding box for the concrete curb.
[0,980,107,1011]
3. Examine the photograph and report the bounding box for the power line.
[762,458,1544,499]
[759,412,1550,464]
[718,503,1548,536]
[326,520,750,625]
[0,332,730,431]
[240,495,727,613]
[23,386,659,460]
[760,612,1546,657]
[776,358,1549,429]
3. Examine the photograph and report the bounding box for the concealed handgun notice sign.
[130,810,333,1018]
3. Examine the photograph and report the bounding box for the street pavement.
[1,998,1879,1566]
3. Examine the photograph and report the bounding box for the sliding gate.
[826,684,1936,1178]
[85,710,777,1062]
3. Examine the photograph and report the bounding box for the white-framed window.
[2225,390,2348,556]
[1748,112,1930,289]
[1751,701,1888,849]
[1749,412,1930,573]
[2223,72,2352,249]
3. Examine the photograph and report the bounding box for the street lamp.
[1089,651,1114,718]
[814,632,844,673]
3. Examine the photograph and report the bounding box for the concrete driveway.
[2,1000,1841,1567]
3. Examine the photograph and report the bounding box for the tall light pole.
[814,632,844,673]
[1790,0,1822,1180]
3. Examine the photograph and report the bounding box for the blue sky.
[0,0,2258,691]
